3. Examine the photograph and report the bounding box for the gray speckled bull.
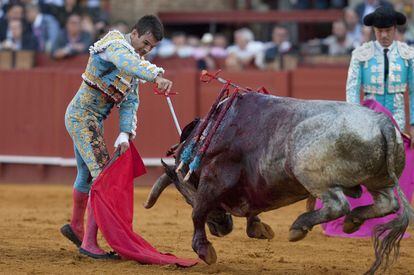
[144,93,413,274]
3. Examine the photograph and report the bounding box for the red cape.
[90,142,198,267]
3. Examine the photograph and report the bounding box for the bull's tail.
[366,122,413,274]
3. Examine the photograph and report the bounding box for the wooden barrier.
[158,10,343,24]
[291,68,347,100]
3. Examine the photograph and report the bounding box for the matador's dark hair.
[133,15,164,41]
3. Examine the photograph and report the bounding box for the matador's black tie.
[384,48,389,83]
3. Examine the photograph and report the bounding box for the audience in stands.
[225,27,263,70]
[192,32,214,69]
[361,25,374,43]
[2,0,414,70]
[0,3,28,42]
[158,31,194,58]
[25,3,59,53]
[210,33,228,59]
[0,18,37,50]
[355,0,393,22]
[80,13,96,40]
[51,13,92,59]
[321,20,354,56]
[293,0,347,9]
[51,0,83,28]
[255,25,292,70]
[85,0,107,23]
[109,20,128,34]
[344,7,362,48]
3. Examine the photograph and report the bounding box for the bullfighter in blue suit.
[60,15,172,259]
[346,6,414,142]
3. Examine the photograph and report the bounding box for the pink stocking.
[70,189,88,240]
[80,198,106,255]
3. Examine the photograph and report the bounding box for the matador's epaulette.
[352,41,374,62]
[89,30,137,56]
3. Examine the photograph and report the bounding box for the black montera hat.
[363,6,406,28]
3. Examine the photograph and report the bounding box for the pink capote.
[90,142,198,266]
[316,99,414,237]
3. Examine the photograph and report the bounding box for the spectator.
[81,13,96,41]
[355,0,393,22]
[0,3,28,42]
[193,32,214,70]
[344,7,362,48]
[40,0,64,15]
[361,25,374,43]
[210,33,228,59]
[0,19,38,50]
[84,0,107,23]
[51,0,83,27]
[110,20,129,34]
[322,20,354,56]
[51,13,92,59]
[0,0,9,19]
[25,3,60,53]
[225,27,263,70]
[255,25,292,69]
[400,1,414,44]
[157,31,194,58]
[94,17,108,39]
[395,25,406,42]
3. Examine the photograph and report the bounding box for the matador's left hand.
[114,132,130,154]
[118,142,130,155]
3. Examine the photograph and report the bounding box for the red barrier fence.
[0,66,349,183]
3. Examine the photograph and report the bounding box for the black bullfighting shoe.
[60,224,82,247]
[79,248,121,260]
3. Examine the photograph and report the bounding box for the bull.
[144,93,413,274]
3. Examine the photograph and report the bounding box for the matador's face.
[130,29,159,57]
[374,26,396,48]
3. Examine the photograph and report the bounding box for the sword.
[154,86,181,136]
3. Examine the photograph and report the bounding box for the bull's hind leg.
[343,187,399,234]
[246,215,275,240]
[289,187,350,242]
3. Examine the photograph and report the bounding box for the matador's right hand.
[155,75,173,94]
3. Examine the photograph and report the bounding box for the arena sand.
[0,184,413,274]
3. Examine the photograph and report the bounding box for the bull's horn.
[143,173,171,209]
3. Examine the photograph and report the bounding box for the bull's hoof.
[343,217,362,234]
[288,228,308,242]
[247,221,275,240]
[197,243,217,265]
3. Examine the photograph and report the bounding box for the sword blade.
[166,96,182,136]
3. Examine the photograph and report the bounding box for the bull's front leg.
[246,215,275,239]
[192,159,241,264]
[192,199,217,264]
